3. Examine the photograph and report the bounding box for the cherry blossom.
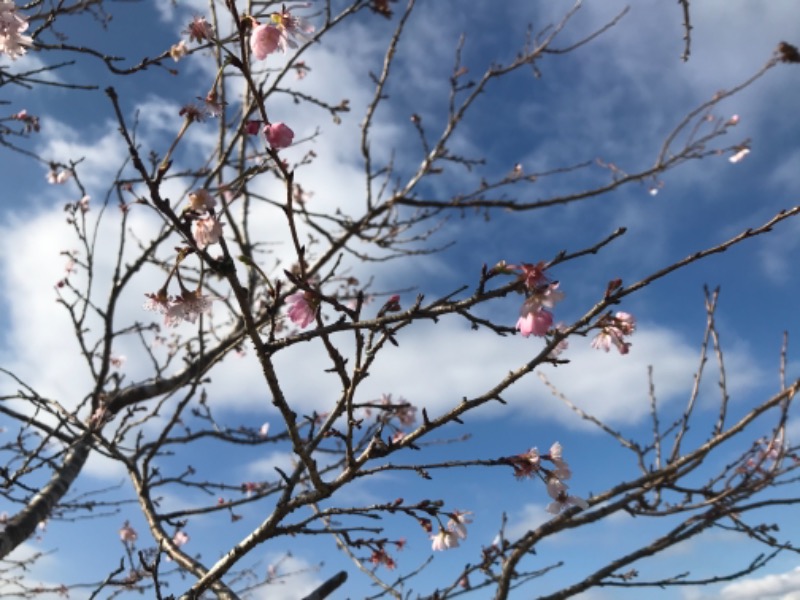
[369,547,396,569]
[185,16,214,42]
[193,214,224,250]
[0,1,32,60]
[146,289,217,328]
[513,261,549,291]
[544,473,588,514]
[548,324,570,358]
[508,447,541,479]
[143,289,170,314]
[546,492,589,515]
[165,290,215,327]
[201,90,226,117]
[46,168,71,184]
[547,442,572,480]
[516,306,553,337]
[447,511,472,540]
[173,530,190,547]
[250,5,314,60]
[188,189,217,212]
[431,528,459,551]
[511,263,564,338]
[170,39,188,61]
[264,122,294,149]
[250,23,281,60]
[119,521,137,543]
[286,290,317,328]
[592,311,636,354]
[12,108,39,133]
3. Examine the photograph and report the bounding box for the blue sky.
[1,0,800,598]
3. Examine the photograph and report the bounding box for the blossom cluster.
[186,189,224,250]
[507,442,588,514]
[736,432,799,476]
[499,260,638,355]
[430,510,472,551]
[12,108,38,133]
[0,0,32,60]
[368,538,405,569]
[590,311,636,354]
[249,5,314,61]
[144,288,217,328]
[504,262,564,338]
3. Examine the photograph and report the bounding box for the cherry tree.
[1,0,799,598]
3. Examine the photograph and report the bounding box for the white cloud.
[718,566,800,600]
[506,502,550,540]
[245,450,298,478]
[0,542,88,599]
[250,552,325,600]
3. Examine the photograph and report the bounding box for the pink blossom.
[244,120,262,135]
[188,189,216,212]
[0,1,33,60]
[615,312,636,335]
[544,474,588,514]
[259,422,270,437]
[77,195,90,213]
[173,530,189,547]
[185,16,214,42]
[380,393,416,426]
[264,122,294,149]
[286,290,317,328]
[164,289,216,327]
[509,448,541,479]
[12,108,38,132]
[447,511,472,540]
[193,215,224,250]
[592,311,636,354]
[548,324,569,358]
[119,521,137,543]
[546,493,589,515]
[369,547,396,569]
[201,90,225,117]
[46,168,70,184]
[110,354,126,369]
[263,5,315,54]
[514,261,549,291]
[250,23,281,60]
[273,5,315,36]
[516,307,553,337]
[548,442,562,461]
[143,289,170,314]
[546,475,567,501]
[431,529,459,551]
[547,442,571,480]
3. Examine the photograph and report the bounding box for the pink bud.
[264,122,294,149]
